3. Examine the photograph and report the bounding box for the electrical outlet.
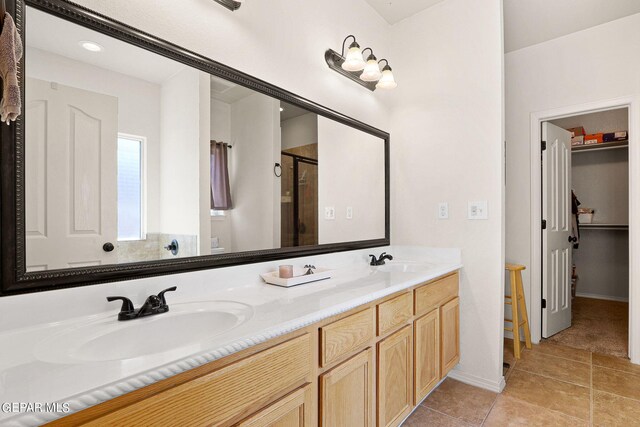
[346,206,353,219]
[438,202,449,219]
[468,201,488,220]
[324,206,335,220]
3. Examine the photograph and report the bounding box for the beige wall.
[317,116,385,244]
[389,0,505,390]
[230,93,281,252]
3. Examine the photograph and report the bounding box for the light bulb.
[376,67,397,90]
[79,41,103,52]
[360,58,382,82]
[341,42,365,72]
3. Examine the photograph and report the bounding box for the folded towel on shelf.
[0,13,22,124]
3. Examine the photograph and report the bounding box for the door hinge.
[542,299,547,309]
[541,140,546,151]
[542,219,547,229]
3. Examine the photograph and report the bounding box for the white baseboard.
[447,369,505,393]
[575,292,629,303]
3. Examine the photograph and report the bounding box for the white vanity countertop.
[0,246,461,426]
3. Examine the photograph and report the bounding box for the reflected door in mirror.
[26,78,118,271]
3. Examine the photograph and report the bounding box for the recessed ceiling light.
[280,107,284,112]
[79,41,104,52]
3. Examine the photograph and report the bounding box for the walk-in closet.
[548,108,629,357]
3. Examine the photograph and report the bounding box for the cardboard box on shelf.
[579,213,593,224]
[603,131,628,142]
[584,133,603,145]
[578,207,594,224]
[567,127,586,137]
[571,135,584,146]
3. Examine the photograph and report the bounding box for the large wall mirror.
[0,0,389,295]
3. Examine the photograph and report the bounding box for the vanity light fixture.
[213,0,242,11]
[341,36,366,72]
[79,41,103,52]
[359,49,383,82]
[325,35,396,91]
[375,59,397,90]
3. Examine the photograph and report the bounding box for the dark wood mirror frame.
[0,0,390,296]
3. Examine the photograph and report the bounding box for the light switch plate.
[468,201,488,220]
[325,206,335,220]
[346,206,353,219]
[438,202,449,219]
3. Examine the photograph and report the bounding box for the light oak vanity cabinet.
[238,385,313,427]
[413,308,440,404]
[377,326,413,427]
[47,271,459,427]
[440,297,461,376]
[319,348,374,426]
[413,273,461,404]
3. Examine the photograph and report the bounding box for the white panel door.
[542,122,572,338]
[25,78,118,271]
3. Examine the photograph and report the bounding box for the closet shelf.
[580,223,628,230]
[572,140,628,153]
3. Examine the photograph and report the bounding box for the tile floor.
[402,339,640,426]
[545,297,628,358]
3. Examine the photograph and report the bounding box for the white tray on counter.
[261,267,333,287]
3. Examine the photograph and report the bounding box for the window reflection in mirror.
[23,5,385,273]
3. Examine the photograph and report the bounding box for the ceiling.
[26,6,185,84]
[210,75,256,103]
[364,0,640,51]
[280,102,311,122]
[503,0,640,52]
[364,0,445,25]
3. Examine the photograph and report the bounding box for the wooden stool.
[504,263,532,359]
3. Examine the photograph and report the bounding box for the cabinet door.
[320,348,373,427]
[377,326,413,427]
[414,309,440,405]
[440,297,460,376]
[238,385,312,427]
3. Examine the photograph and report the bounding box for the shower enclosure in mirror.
[0,0,389,294]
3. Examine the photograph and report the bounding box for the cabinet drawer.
[377,292,412,337]
[414,272,459,316]
[321,308,374,367]
[84,334,311,427]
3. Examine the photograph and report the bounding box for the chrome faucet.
[369,252,393,266]
[107,286,177,321]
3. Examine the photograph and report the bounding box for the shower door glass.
[281,153,318,247]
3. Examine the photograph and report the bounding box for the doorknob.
[568,236,577,243]
[103,242,115,252]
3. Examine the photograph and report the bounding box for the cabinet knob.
[103,242,115,252]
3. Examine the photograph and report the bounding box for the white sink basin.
[376,262,436,273]
[35,301,253,363]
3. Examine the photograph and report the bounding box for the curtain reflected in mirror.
[210,141,232,210]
